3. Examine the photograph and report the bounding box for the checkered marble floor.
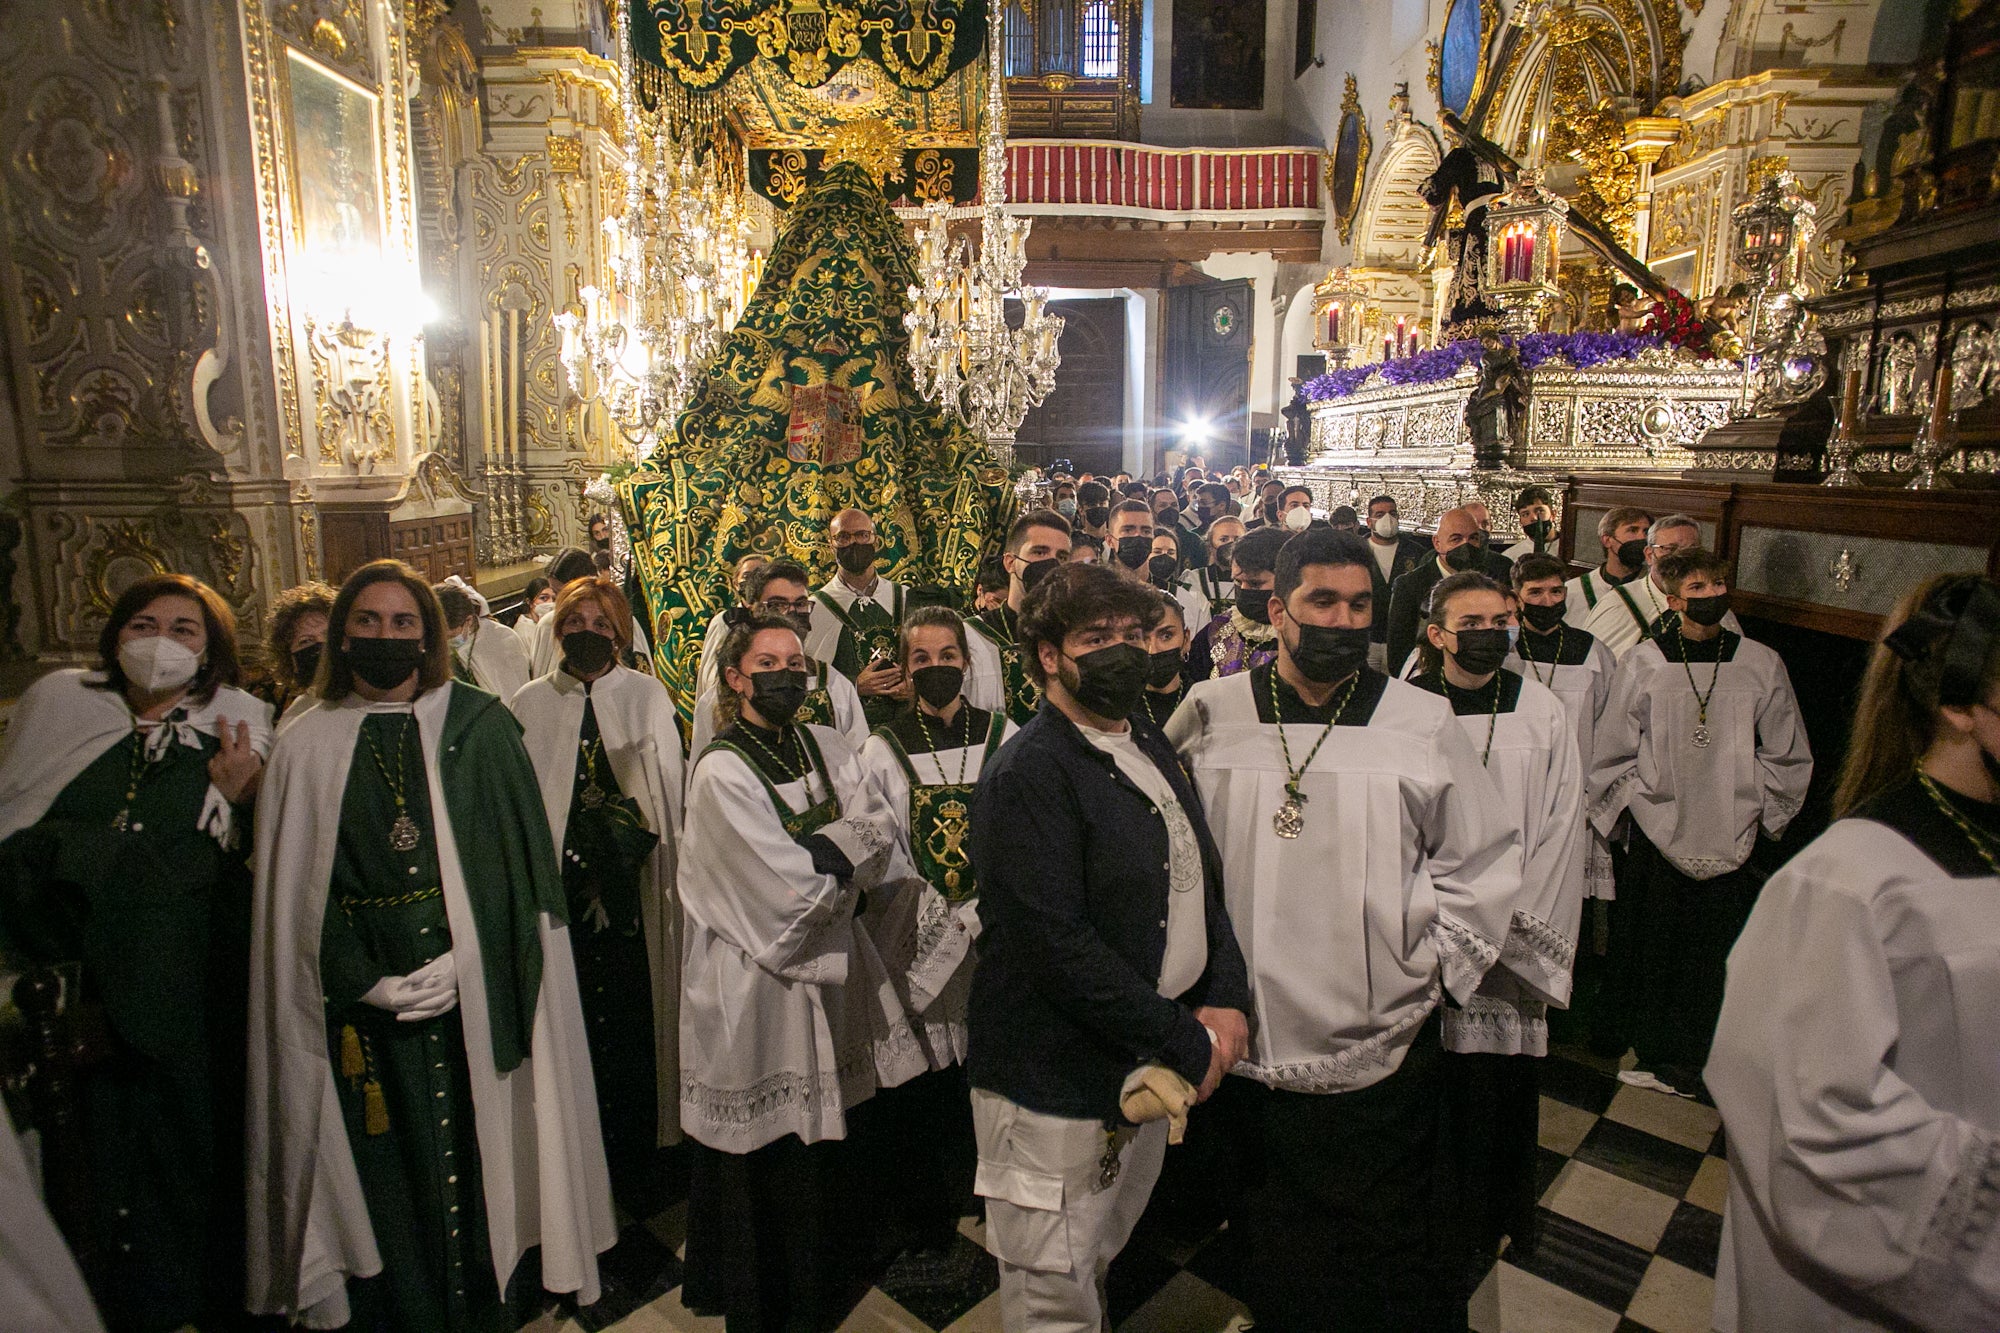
[523,1046,1725,1333]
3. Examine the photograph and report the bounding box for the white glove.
[357,952,459,1022]
[396,952,457,1022]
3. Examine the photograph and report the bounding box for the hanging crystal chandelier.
[903,0,1062,466]
[556,2,764,457]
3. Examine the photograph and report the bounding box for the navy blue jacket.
[965,704,1251,1121]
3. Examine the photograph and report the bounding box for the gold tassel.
[340,1024,365,1079]
[364,1079,389,1136]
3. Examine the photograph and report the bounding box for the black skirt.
[683,1133,850,1333]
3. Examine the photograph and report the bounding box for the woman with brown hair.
[259,579,339,718]
[1707,574,2000,1332]
[677,610,925,1331]
[513,576,685,1215]
[245,559,614,1331]
[0,572,271,1332]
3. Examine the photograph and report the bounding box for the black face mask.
[1680,593,1731,627]
[1147,647,1184,689]
[1234,587,1273,624]
[562,629,616,676]
[835,542,877,575]
[1064,642,1149,721]
[746,668,809,727]
[345,636,426,691]
[911,664,964,709]
[1444,543,1483,572]
[1017,555,1060,593]
[292,642,324,685]
[1614,538,1647,570]
[1468,531,1490,551]
[1083,506,1111,528]
[1522,519,1554,546]
[1153,507,1178,525]
[1449,628,1513,676]
[1211,544,1236,574]
[1289,622,1371,684]
[1147,554,1180,587]
[1115,535,1153,569]
[1521,601,1566,632]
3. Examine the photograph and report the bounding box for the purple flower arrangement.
[1303,330,1676,401]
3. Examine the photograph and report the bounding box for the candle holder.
[1822,356,1864,487]
[1313,266,1365,368]
[1906,409,1958,490]
[1483,170,1569,337]
[1821,418,1862,488]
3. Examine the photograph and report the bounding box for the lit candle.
[1395,315,1406,356]
[1517,227,1535,283]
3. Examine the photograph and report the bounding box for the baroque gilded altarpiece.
[0,0,637,671]
[0,0,439,664]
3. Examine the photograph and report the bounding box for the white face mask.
[1372,513,1399,539]
[1284,506,1313,531]
[531,600,553,621]
[451,627,474,653]
[119,636,201,692]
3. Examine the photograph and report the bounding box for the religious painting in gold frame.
[1330,74,1370,245]
[1432,0,1498,122]
[281,47,385,261]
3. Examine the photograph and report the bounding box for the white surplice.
[512,663,686,1145]
[1587,632,1812,879]
[0,670,273,847]
[1564,567,1743,659]
[1707,808,2000,1332]
[512,607,547,658]
[245,685,614,1329]
[1173,582,1212,632]
[694,609,732,704]
[1434,677,1585,1057]
[960,627,1006,715]
[0,1099,106,1333]
[678,723,928,1153]
[688,663,869,756]
[1166,671,1522,1092]
[1506,628,1618,898]
[805,574,904,666]
[465,617,531,705]
[857,712,1018,1067]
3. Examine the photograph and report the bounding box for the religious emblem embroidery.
[785,383,865,466]
[913,787,977,902]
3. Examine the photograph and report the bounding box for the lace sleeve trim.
[1919,1130,2000,1270]
[1500,909,1575,1001]
[905,890,975,1012]
[820,814,895,892]
[1587,767,1638,822]
[1432,914,1502,1005]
